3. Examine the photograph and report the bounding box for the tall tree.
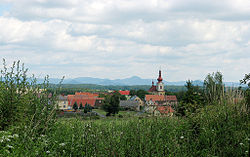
[79,103,83,110]
[73,102,78,111]
[177,80,204,116]
[102,92,120,116]
[240,73,250,111]
[204,72,224,105]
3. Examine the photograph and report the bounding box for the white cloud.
[0,0,249,82]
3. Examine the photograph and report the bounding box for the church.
[145,70,178,115]
[148,70,165,95]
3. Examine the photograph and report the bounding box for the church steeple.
[157,70,163,82]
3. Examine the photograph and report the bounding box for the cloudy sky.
[0,0,249,82]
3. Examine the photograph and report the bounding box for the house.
[130,95,144,110]
[57,95,69,110]
[67,92,104,109]
[119,95,145,111]
[118,90,131,100]
[119,100,140,111]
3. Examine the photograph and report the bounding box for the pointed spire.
[157,70,163,82]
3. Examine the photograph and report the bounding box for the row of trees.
[72,102,92,113]
[176,72,250,116]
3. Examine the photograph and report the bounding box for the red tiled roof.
[166,95,177,101]
[157,106,174,114]
[75,92,99,97]
[145,95,178,102]
[119,90,130,95]
[145,95,165,101]
[148,85,157,92]
[67,92,104,107]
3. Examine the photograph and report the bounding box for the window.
[63,105,66,108]
[160,86,162,89]
[64,101,66,104]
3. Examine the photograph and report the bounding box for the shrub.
[0,59,59,135]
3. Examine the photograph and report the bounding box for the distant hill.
[37,76,245,87]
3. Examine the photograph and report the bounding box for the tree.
[102,93,120,116]
[136,89,148,100]
[120,95,127,100]
[73,102,78,111]
[240,73,250,111]
[240,73,250,87]
[79,103,83,110]
[203,72,224,105]
[129,90,136,96]
[176,80,204,116]
[84,103,92,113]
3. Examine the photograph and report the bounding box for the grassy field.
[1,102,249,157]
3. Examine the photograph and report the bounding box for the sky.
[0,0,249,82]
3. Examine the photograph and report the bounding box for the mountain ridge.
[37,76,244,87]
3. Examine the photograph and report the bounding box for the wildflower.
[7,145,14,149]
[13,134,19,138]
[180,136,184,139]
[5,138,11,142]
[46,151,50,154]
[59,143,66,146]
[7,135,13,138]
[246,151,248,153]
[240,143,244,146]
[63,150,66,153]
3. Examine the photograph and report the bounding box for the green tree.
[79,102,83,110]
[176,80,204,116]
[240,73,250,111]
[129,90,136,96]
[84,103,92,113]
[73,102,78,111]
[136,89,148,100]
[102,92,120,116]
[204,72,224,105]
[120,95,127,100]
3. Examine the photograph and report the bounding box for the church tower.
[156,70,165,95]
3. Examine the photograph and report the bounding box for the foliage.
[102,92,120,116]
[79,103,83,110]
[203,72,224,105]
[240,73,250,111]
[0,59,59,136]
[1,99,249,156]
[176,80,204,116]
[84,103,92,113]
[240,73,250,87]
[73,102,78,111]
[129,89,148,100]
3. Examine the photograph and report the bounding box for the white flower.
[5,138,10,142]
[59,143,66,146]
[246,151,248,153]
[13,134,19,138]
[240,143,244,146]
[180,136,184,139]
[7,135,13,138]
[7,145,14,149]
[46,151,50,154]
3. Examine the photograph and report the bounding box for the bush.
[0,59,59,135]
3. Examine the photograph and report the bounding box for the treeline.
[48,84,187,95]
